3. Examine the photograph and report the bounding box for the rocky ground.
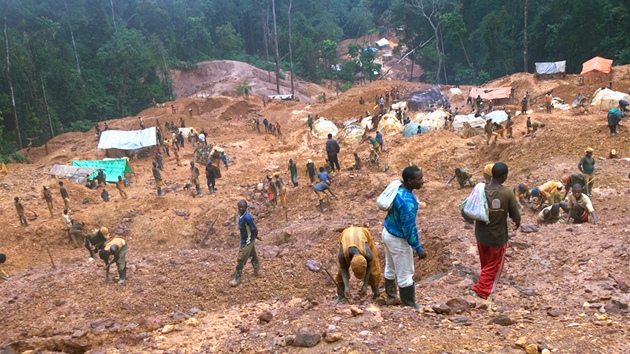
[0,65,629,354]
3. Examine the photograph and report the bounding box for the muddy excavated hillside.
[0,67,629,353]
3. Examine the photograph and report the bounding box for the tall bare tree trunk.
[288,0,294,98]
[110,0,117,33]
[523,0,529,72]
[63,0,81,74]
[4,11,22,149]
[40,74,54,139]
[440,24,447,84]
[271,0,280,94]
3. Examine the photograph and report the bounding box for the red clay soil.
[0,67,629,353]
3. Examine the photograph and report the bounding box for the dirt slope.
[0,72,629,353]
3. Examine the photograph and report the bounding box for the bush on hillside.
[69,119,94,133]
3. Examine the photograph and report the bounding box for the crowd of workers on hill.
[4,87,626,314]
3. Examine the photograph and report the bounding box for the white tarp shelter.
[485,110,508,124]
[419,110,449,131]
[447,88,464,100]
[452,114,486,131]
[98,127,157,158]
[339,123,365,144]
[535,61,566,75]
[311,117,338,138]
[590,88,630,111]
[375,38,390,47]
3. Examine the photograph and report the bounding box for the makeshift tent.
[485,110,508,125]
[406,87,448,111]
[402,123,429,137]
[339,123,366,144]
[377,114,403,135]
[452,114,486,131]
[375,38,390,47]
[71,158,133,183]
[535,61,566,79]
[415,110,449,131]
[311,117,338,138]
[360,116,374,131]
[468,87,512,105]
[48,165,96,184]
[391,101,408,111]
[581,56,613,85]
[590,88,630,111]
[178,127,195,138]
[447,88,464,101]
[98,127,157,158]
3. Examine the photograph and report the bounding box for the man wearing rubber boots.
[230,200,261,286]
[334,227,381,303]
[382,166,427,309]
[99,237,128,284]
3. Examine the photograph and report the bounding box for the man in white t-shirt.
[198,132,206,145]
[566,184,598,224]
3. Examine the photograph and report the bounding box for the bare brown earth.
[1,64,630,353]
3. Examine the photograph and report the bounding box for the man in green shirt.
[577,147,596,196]
[471,162,521,300]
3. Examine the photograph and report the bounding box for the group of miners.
[448,147,600,228]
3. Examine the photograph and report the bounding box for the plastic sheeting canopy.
[311,117,339,139]
[98,127,157,150]
[535,61,566,74]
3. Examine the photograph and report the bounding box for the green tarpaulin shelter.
[71,158,133,183]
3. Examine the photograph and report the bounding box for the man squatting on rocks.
[335,227,381,303]
[382,166,427,309]
[230,200,261,286]
[471,162,521,300]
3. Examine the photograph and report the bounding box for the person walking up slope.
[381,166,427,309]
[471,162,520,300]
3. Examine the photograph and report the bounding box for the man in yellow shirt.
[531,181,563,209]
[335,227,382,304]
[99,238,128,284]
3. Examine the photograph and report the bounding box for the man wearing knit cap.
[578,148,596,196]
[334,227,381,303]
[482,163,494,183]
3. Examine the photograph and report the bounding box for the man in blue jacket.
[381,166,427,309]
[230,200,261,286]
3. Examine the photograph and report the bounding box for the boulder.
[292,328,321,347]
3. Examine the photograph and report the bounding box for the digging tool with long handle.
[199,217,219,247]
[105,262,112,283]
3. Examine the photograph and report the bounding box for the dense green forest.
[1,0,629,157]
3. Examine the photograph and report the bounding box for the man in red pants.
[471,162,520,300]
